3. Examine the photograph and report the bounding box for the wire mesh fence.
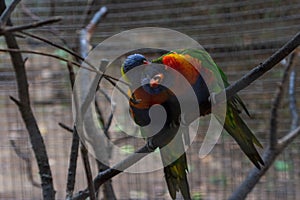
[0,0,299,199]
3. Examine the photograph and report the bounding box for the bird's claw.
[146,140,156,152]
[130,96,141,104]
[209,92,217,105]
[180,113,188,127]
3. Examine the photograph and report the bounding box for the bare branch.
[270,53,295,149]
[58,122,73,133]
[62,48,79,200]
[72,31,300,200]
[289,67,299,131]
[0,48,82,67]
[81,0,96,27]
[0,17,61,34]
[72,144,153,200]
[215,31,300,104]
[80,145,96,200]
[20,1,40,20]
[72,6,109,200]
[21,31,88,66]
[0,1,56,198]
[10,139,41,188]
[229,51,298,200]
[278,126,300,149]
[0,0,20,27]
[65,126,80,200]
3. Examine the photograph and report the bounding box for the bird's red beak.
[143,60,150,65]
[150,73,164,88]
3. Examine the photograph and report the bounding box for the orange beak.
[149,73,164,88]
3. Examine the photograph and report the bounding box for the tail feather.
[163,154,191,200]
[223,104,264,169]
[160,129,191,200]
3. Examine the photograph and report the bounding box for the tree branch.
[270,53,295,149]
[0,17,61,34]
[0,0,20,27]
[10,139,41,188]
[72,31,300,200]
[72,145,153,200]
[0,48,82,67]
[228,50,299,200]
[288,66,299,131]
[80,145,96,200]
[216,31,300,103]
[0,1,56,199]
[72,6,110,200]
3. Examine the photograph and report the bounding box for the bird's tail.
[222,104,264,169]
[160,132,191,199]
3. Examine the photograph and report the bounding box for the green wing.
[153,48,264,168]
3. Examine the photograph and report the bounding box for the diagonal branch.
[0,0,20,27]
[228,50,299,200]
[216,31,300,103]
[0,1,56,199]
[72,31,300,200]
[0,17,61,34]
[270,53,295,149]
[288,66,299,131]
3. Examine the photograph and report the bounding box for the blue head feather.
[122,54,147,73]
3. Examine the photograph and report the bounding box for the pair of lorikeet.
[121,49,264,199]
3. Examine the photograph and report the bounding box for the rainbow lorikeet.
[121,54,191,199]
[149,48,264,169]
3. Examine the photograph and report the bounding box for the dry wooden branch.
[0,1,56,199]
[216,31,300,104]
[10,139,41,188]
[0,0,20,27]
[289,67,299,131]
[0,17,61,34]
[72,31,300,200]
[71,6,109,200]
[229,52,299,200]
[270,53,295,149]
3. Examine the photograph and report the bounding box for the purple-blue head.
[122,54,149,74]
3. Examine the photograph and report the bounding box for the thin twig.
[65,126,80,200]
[58,122,73,133]
[289,67,299,131]
[72,31,300,200]
[81,0,96,27]
[270,53,295,149]
[20,31,97,71]
[81,145,97,200]
[10,139,41,188]
[0,47,129,89]
[20,1,40,20]
[75,7,109,199]
[20,1,70,47]
[72,144,153,200]
[67,61,76,89]
[64,60,80,199]
[0,0,21,27]
[0,48,82,67]
[215,31,300,104]
[0,1,56,198]
[0,17,62,34]
[229,51,298,200]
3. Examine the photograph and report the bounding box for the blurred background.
[0,0,299,199]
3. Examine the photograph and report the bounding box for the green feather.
[153,48,264,168]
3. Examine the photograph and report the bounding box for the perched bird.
[121,54,191,199]
[150,49,264,169]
